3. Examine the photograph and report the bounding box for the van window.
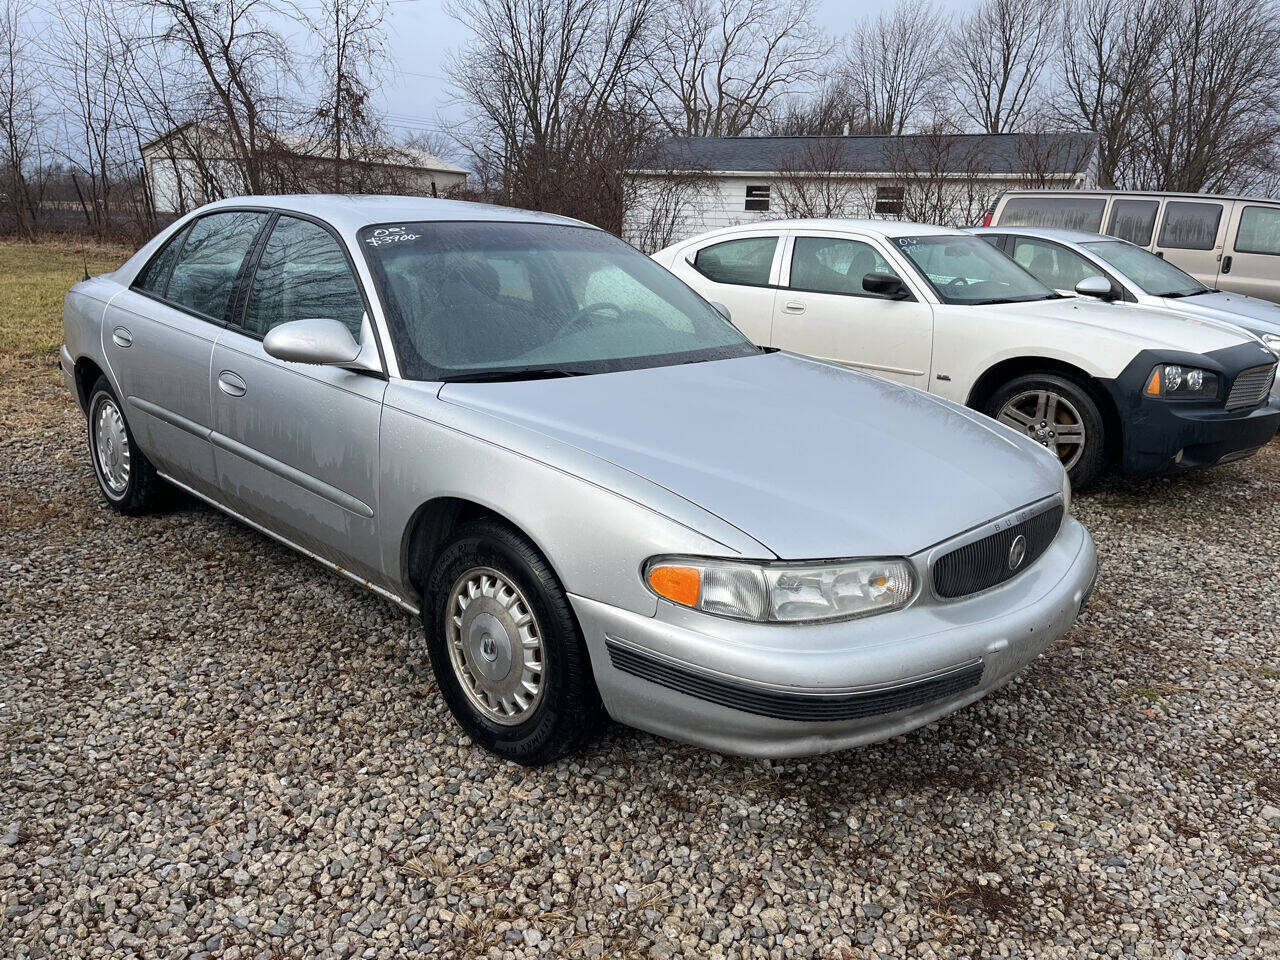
[998,196,1105,232]
[1234,206,1280,256]
[1107,199,1159,246]
[1157,201,1223,250]
[692,236,778,286]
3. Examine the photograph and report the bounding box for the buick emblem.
[1008,535,1028,571]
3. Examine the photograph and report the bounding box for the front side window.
[1107,199,1159,246]
[1157,201,1223,250]
[359,221,759,380]
[999,196,1106,232]
[894,234,1057,305]
[1235,206,1280,256]
[165,211,270,321]
[1082,239,1206,298]
[243,215,366,338]
[1011,237,1100,291]
[133,224,190,295]
[693,236,777,286]
[789,236,902,298]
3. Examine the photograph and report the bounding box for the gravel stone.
[2,361,1279,958]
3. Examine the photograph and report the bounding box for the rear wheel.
[87,377,162,513]
[984,373,1107,489]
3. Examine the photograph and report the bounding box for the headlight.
[1144,363,1218,398]
[644,556,915,623]
[1263,334,1280,357]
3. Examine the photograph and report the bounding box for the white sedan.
[655,220,1279,488]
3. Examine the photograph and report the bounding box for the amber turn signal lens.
[1145,368,1161,395]
[647,565,701,607]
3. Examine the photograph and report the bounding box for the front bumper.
[571,516,1096,758]
[1115,393,1280,476]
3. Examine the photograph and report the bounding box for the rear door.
[1223,203,1280,304]
[1152,199,1234,289]
[677,233,782,343]
[210,212,388,583]
[771,230,934,388]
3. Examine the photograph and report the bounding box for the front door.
[771,233,934,387]
[210,214,387,584]
[1223,203,1280,304]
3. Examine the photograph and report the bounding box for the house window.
[875,185,905,216]
[745,185,770,212]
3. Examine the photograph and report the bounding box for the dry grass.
[0,239,131,358]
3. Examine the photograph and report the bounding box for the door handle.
[783,300,806,314]
[111,326,133,348]
[1221,255,1233,274]
[217,371,247,398]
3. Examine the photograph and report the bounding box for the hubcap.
[444,567,545,726]
[996,389,1087,471]
[93,397,131,496]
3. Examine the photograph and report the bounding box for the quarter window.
[165,211,270,321]
[243,216,366,337]
[1234,206,1280,256]
[1107,199,1159,246]
[133,225,189,296]
[1157,201,1223,251]
[744,185,770,212]
[790,236,902,298]
[692,236,778,286]
[1011,237,1100,291]
[999,196,1106,232]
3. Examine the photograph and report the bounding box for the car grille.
[605,640,984,722]
[932,504,1064,600]
[1225,363,1276,410]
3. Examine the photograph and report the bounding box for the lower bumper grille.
[932,504,1063,599]
[1225,363,1276,410]
[605,640,983,722]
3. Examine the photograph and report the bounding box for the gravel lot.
[3,356,1279,960]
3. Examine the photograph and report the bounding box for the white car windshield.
[359,221,761,381]
[894,235,1059,305]
[1081,240,1208,299]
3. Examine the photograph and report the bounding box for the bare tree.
[771,138,862,217]
[842,1,949,136]
[642,0,831,137]
[875,126,997,226]
[0,0,45,238]
[949,0,1061,133]
[764,82,872,136]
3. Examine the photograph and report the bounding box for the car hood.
[438,352,1062,559]
[1153,291,1280,338]
[992,297,1257,353]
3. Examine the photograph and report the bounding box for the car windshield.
[358,221,760,380]
[1081,239,1208,298]
[892,235,1058,305]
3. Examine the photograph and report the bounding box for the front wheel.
[422,519,605,765]
[984,373,1107,489]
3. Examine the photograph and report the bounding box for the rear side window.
[243,215,366,337]
[1234,206,1280,256]
[1107,199,1159,246]
[1157,201,1223,250]
[133,225,189,295]
[1011,237,1099,291]
[790,236,901,297]
[998,196,1105,232]
[692,236,777,286]
[166,211,270,321]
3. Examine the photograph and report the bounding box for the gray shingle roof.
[634,132,1097,176]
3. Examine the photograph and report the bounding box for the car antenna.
[82,252,90,282]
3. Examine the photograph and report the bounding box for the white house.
[141,124,469,215]
[624,132,1098,251]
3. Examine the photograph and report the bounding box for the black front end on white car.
[1104,341,1280,476]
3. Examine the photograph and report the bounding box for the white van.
[984,190,1280,304]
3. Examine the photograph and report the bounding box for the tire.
[86,377,162,514]
[983,372,1108,489]
[422,518,606,765]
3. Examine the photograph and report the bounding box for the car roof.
[682,218,966,243]
[994,188,1280,206]
[194,194,593,234]
[970,225,1121,246]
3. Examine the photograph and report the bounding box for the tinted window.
[360,221,758,380]
[244,216,365,337]
[1235,206,1280,256]
[693,236,777,286]
[999,196,1105,232]
[133,225,189,295]
[894,235,1056,305]
[1011,237,1100,291]
[1107,199,1159,245]
[1157,201,1223,250]
[1082,240,1207,297]
[166,211,269,321]
[790,237,902,297]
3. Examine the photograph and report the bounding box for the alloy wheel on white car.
[996,389,1088,471]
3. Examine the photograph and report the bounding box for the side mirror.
[264,318,362,366]
[1074,275,1117,300]
[863,272,910,300]
[710,301,733,323]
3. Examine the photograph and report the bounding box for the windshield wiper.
[440,366,587,383]
[966,295,1055,305]
[1161,290,1205,299]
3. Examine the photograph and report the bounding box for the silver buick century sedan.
[61,196,1097,764]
